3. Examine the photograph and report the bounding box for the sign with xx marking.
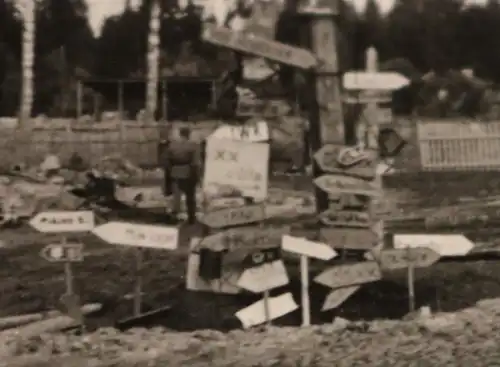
[203,138,270,201]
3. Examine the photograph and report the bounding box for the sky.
[87,0,487,36]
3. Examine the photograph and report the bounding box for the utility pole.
[299,1,346,212]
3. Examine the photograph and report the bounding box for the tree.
[33,0,95,115]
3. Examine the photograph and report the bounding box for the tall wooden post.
[146,0,161,122]
[19,0,35,128]
[300,3,345,213]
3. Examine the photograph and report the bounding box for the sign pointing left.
[29,211,94,233]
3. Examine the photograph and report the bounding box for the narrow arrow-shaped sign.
[92,222,179,250]
[314,261,381,289]
[320,227,378,250]
[343,71,410,91]
[30,211,94,233]
[379,247,440,271]
[314,175,380,197]
[318,209,371,228]
[393,234,474,257]
[322,285,360,311]
[200,204,267,229]
[203,26,317,70]
[199,226,290,252]
[281,235,337,260]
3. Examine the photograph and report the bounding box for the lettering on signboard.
[319,209,371,228]
[222,228,289,251]
[320,227,377,250]
[201,204,267,228]
[314,175,380,197]
[40,215,86,226]
[124,228,176,245]
[203,139,269,200]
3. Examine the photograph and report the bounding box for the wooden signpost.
[379,247,440,312]
[237,247,290,324]
[92,222,179,317]
[281,235,337,326]
[31,210,95,327]
[203,26,318,70]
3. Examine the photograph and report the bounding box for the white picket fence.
[417,119,500,171]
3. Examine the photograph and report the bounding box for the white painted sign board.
[237,260,289,293]
[343,72,410,91]
[203,139,270,201]
[235,292,299,328]
[92,222,179,250]
[29,211,94,233]
[209,121,269,142]
[393,234,474,257]
[281,235,337,261]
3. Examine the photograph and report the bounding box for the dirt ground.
[2,171,500,365]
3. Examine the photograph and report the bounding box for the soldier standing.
[162,126,200,224]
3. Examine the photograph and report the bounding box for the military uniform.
[162,137,200,223]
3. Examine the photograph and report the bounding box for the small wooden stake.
[263,290,271,326]
[134,249,144,317]
[407,247,415,313]
[300,255,311,326]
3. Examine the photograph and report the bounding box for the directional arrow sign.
[281,235,337,261]
[319,209,371,228]
[199,226,290,252]
[92,222,179,250]
[379,248,440,271]
[343,72,410,91]
[203,26,317,70]
[29,211,94,233]
[393,234,474,257]
[200,204,266,229]
[40,243,84,263]
[314,261,381,289]
[320,227,377,250]
[314,175,380,197]
[314,144,378,179]
[237,259,289,293]
[322,285,359,311]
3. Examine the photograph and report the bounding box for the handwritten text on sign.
[92,222,179,250]
[203,139,270,200]
[29,211,94,233]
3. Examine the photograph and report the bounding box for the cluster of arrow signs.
[30,209,180,325]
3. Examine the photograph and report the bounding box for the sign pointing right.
[343,71,410,91]
[281,235,337,261]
